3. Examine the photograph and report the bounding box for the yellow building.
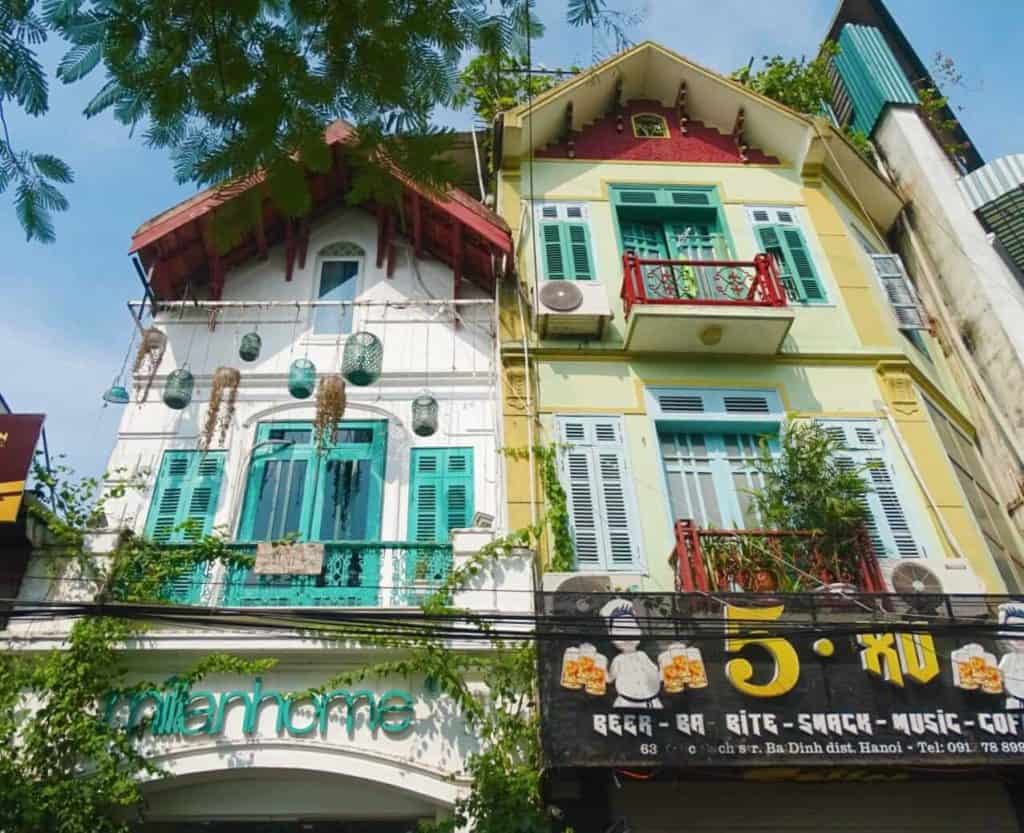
[493,41,1024,597]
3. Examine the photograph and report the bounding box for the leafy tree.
[731,43,839,117]
[0,1,74,242]
[1,0,636,243]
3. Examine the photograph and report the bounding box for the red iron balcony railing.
[621,252,789,318]
[671,520,886,594]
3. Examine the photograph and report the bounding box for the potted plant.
[747,422,870,594]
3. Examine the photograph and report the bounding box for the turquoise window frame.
[609,184,736,261]
[237,420,387,543]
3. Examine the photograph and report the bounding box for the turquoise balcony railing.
[162,541,454,608]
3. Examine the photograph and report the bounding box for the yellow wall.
[495,156,1014,595]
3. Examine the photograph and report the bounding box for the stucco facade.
[494,41,1024,597]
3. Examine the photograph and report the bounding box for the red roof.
[130,121,511,300]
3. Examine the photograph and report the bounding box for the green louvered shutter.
[566,223,594,280]
[541,223,567,280]
[538,204,593,281]
[782,226,826,302]
[144,450,225,602]
[753,212,827,304]
[409,448,475,543]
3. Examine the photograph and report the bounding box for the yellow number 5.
[724,604,800,698]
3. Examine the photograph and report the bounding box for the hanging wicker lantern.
[288,358,317,399]
[239,332,262,362]
[411,393,439,437]
[163,368,195,410]
[102,384,130,405]
[342,332,383,387]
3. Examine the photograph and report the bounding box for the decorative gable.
[536,100,779,165]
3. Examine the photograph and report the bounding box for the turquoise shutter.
[782,226,826,302]
[557,417,641,571]
[145,451,225,543]
[566,223,593,280]
[408,448,475,543]
[144,450,225,603]
[541,223,567,280]
[820,421,920,559]
[755,223,826,303]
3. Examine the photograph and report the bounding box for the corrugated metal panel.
[834,23,919,135]
[959,154,1024,211]
[617,780,1019,833]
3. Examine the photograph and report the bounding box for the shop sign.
[537,593,1024,768]
[102,677,415,739]
[0,413,45,523]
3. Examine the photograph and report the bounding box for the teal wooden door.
[666,221,720,299]
[620,219,690,300]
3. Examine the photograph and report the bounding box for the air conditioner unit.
[536,280,611,339]
[881,560,946,614]
[541,572,643,594]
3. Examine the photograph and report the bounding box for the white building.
[5,122,533,830]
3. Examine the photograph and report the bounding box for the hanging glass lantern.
[163,368,195,410]
[239,332,262,362]
[288,358,317,399]
[102,383,130,405]
[342,332,383,387]
[411,393,439,437]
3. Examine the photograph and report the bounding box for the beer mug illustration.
[685,647,708,688]
[561,647,582,690]
[584,653,608,696]
[953,644,983,690]
[982,664,1004,695]
[660,643,688,693]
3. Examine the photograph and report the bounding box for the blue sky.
[2,0,1021,478]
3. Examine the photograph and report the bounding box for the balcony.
[670,520,886,594]
[164,541,454,608]
[619,252,795,354]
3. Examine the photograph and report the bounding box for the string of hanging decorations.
[105,301,492,452]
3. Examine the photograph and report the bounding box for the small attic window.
[631,113,669,139]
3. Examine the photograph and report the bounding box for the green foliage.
[502,444,575,572]
[747,422,869,583]
[0,1,74,242]
[917,85,970,159]
[0,461,274,833]
[843,127,875,163]
[4,450,571,833]
[2,0,637,242]
[453,52,564,127]
[732,42,839,117]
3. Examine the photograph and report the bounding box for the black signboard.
[537,591,1024,768]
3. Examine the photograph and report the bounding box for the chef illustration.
[600,598,664,709]
[998,603,1024,709]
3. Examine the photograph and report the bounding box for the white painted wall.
[877,107,1024,532]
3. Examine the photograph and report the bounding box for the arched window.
[631,113,670,139]
[314,241,365,334]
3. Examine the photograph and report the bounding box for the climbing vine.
[0,461,273,833]
[1,452,574,833]
[503,444,575,572]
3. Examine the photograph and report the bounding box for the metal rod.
[129,299,495,310]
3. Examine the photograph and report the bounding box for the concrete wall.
[877,107,1024,531]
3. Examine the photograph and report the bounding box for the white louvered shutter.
[820,420,920,559]
[557,417,641,570]
[869,253,928,331]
